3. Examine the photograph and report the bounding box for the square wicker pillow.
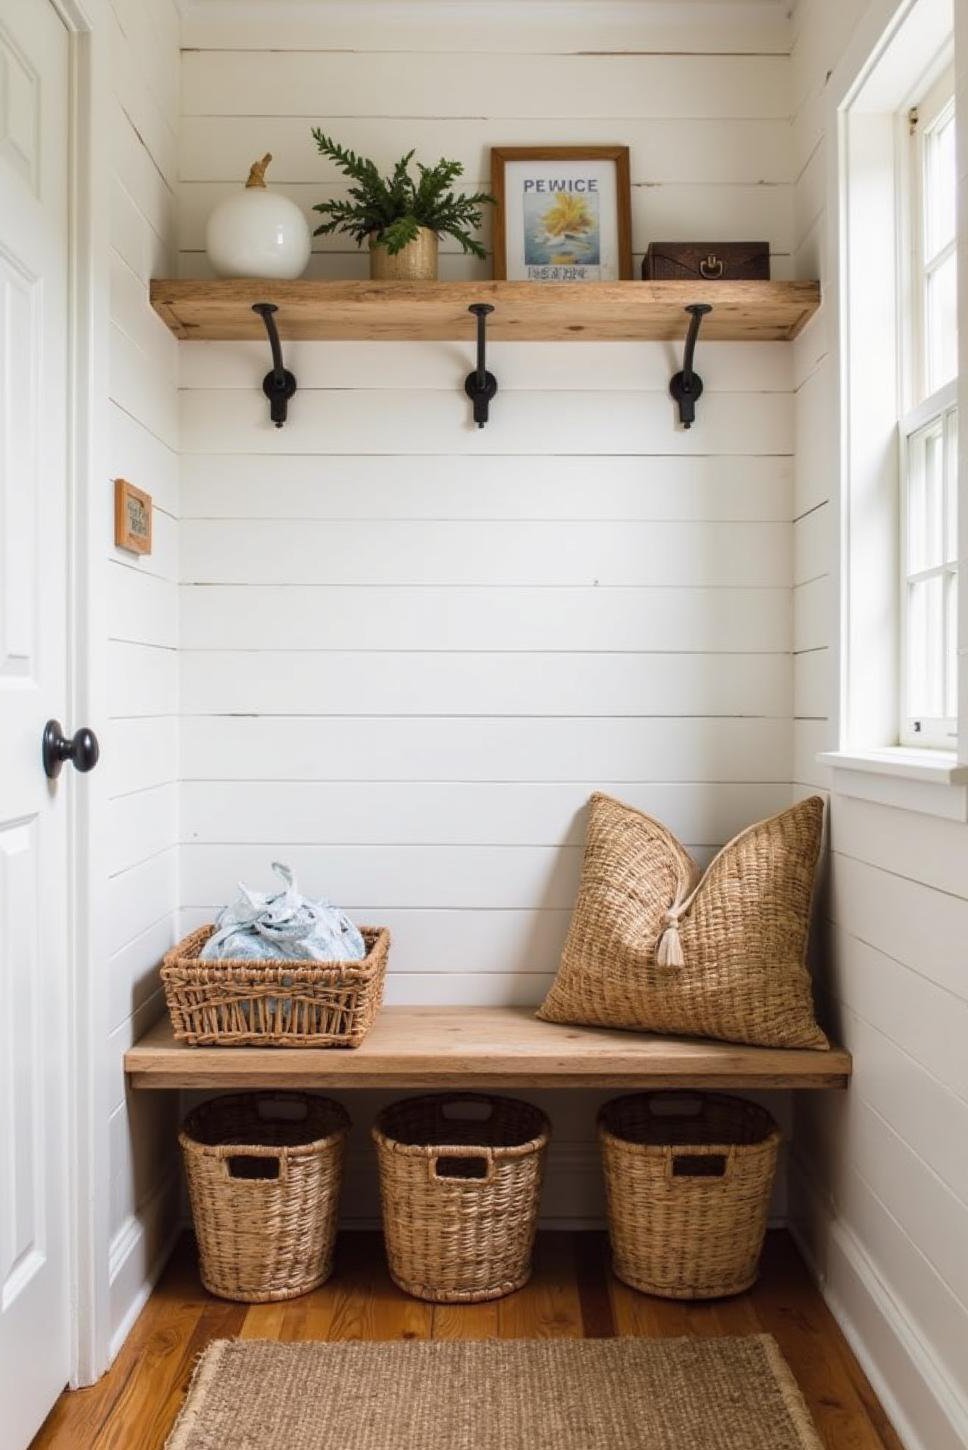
[538,793,828,1050]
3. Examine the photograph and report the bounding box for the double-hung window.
[899,65,958,748]
[824,0,964,811]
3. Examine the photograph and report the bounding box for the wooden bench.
[125,1006,851,1091]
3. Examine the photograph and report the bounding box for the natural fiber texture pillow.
[538,793,828,1050]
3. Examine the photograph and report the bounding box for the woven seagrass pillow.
[538,792,828,1050]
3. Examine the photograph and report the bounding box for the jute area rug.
[166,1334,824,1450]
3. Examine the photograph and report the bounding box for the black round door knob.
[43,720,100,780]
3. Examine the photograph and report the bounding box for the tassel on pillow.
[655,909,685,969]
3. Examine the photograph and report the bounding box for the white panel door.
[0,2,72,1444]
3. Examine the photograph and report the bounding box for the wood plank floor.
[32,1231,902,1450]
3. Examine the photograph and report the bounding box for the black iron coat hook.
[464,303,498,427]
[669,303,712,428]
[252,302,297,427]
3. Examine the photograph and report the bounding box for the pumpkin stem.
[245,153,272,188]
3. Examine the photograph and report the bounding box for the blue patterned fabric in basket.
[199,861,366,963]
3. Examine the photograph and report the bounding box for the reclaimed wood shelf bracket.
[149,278,820,433]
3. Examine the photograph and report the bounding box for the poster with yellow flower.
[526,187,600,268]
[491,147,632,282]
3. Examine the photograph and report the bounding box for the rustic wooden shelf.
[150,278,820,344]
[125,1007,851,1091]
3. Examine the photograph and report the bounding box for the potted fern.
[311,133,493,281]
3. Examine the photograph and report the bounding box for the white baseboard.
[788,1159,968,1450]
[108,1172,182,1364]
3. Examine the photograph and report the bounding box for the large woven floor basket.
[162,925,389,1047]
[599,1092,780,1300]
[373,1094,550,1303]
[180,1093,350,1302]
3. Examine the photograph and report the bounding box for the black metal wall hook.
[464,303,498,427]
[669,303,712,429]
[252,302,297,427]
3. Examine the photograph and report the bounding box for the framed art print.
[491,146,632,282]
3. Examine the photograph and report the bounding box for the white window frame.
[897,63,958,747]
[906,67,957,402]
[817,0,968,819]
[898,386,959,746]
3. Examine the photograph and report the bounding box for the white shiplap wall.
[105,0,182,1352]
[175,1,798,1222]
[178,1,796,282]
[788,4,968,1449]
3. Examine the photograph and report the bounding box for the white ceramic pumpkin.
[205,153,311,280]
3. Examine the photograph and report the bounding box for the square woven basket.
[161,925,390,1048]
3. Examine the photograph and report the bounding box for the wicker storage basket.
[373,1094,550,1303]
[599,1092,780,1300]
[180,1093,350,1302]
[162,925,389,1047]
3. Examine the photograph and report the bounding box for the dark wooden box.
[642,243,770,281]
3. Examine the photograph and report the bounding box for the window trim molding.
[817,0,960,813]
[817,748,968,819]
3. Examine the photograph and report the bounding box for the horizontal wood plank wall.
[176,1,797,1225]
[177,1,796,282]
[107,0,182,1359]
[788,3,968,1448]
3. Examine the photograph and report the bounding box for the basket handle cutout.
[649,1095,704,1118]
[669,1149,731,1180]
[440,1100,494,1122]
[429,1146,495,1182]
[224,1152,283,1181]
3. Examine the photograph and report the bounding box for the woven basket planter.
[180,1093,350,1302]
[599,1092,780,1300]
[162,925,389,1047]
[373,1094,550,1303]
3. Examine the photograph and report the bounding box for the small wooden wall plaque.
[114,478,152,554]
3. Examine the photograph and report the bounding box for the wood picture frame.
[491,146,632,282]
[113,477,152,555]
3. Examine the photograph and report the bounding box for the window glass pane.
[906,422,945,572]
[907,575,945,718]
[926,110,956,257]
[899,75,956,741]
[927,250,958,391]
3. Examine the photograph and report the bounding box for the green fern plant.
[311,132,493,256]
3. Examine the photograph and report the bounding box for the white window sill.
[816,748,968,820]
